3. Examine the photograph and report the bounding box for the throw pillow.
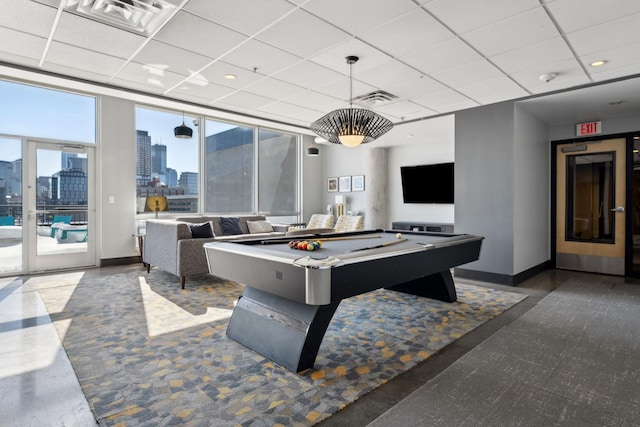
[220,217,243,236]
[247,220,274,234]
[189,222,214,238]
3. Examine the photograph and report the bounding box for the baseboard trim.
[100,256,141,267]
[454,260,551,286]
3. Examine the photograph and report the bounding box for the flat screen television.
[401,162,454,204]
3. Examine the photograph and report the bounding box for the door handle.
[610,206,625,213]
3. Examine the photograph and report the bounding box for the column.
[365,147,387,229]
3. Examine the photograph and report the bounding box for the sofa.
[143,215,286,289]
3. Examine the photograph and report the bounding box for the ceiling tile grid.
[0,0,639,132]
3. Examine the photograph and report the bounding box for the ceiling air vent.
[353,90,398,107]
[65,0,177,36]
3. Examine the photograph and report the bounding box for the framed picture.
[352,175,365,191]
[327,177,338,192]
[339,176,351,192]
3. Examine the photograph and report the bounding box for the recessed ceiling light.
[224,74,237,80]
[590,60,607,67]
[406,134,413,138]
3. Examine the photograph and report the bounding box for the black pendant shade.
[174,111,193,139]
[306,143,320,156]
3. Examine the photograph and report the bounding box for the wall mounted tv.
[401,162,454,204]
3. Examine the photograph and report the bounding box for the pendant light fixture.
[174,111,193,139]
[306,142,320,156]
[310,56,393,148]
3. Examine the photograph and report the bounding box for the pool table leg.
[386,269,457,303]
[226,286,340,373]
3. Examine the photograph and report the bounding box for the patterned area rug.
[38,267,526,426]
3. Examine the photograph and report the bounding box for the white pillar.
[365,147,388,229]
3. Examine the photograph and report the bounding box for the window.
[258,129,298,215]
[565,152,615,243]
[0,79,96,143]
[135,107,199,215]
[204,120,254,214]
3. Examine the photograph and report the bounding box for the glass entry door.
[25,141,96,272]
[556,138,626,275]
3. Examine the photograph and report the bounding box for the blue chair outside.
[50,215,73,237]
[0,216,15,226]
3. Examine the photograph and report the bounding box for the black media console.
[391,221,454,233]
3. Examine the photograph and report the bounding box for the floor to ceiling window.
[135,107,199,216]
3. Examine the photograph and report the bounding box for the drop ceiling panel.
[284,90,342,111]
[414,90,479,113]
[510,59,590,93]
[566,14,640,56]
[432,60,505,88]
[318,77,377,102]
[582,42,640,77]
[355,60,424,92]
[256,9,350,58]
[133,40,214,79]
[0,27,46,62]
[0,51,40,69]
[546,0,640,33]
[463,8,559,57]
[194,61,266,89]
[244,77,306,100]
[272,61,343,90]
[425,0,539,34]
[388,75,449,99]
[589,64,640,83]
[216,91,276,110]
[155,11,246,61]
[309,39,391,74]
[185,0,296,36]
[374,101,437,121]
[457,77,528,104]
[44,62,112,84]
[54,12,146,60]
[490,36,574,75]
[171,79,236,102]
[45,42,126,77]
[301,0,417,37]
[359,10,454,58]
[221,39,301,76]
[0,1,57,38]
[400,38,483,75]
[117,62,187,91]
[256,100,319,120]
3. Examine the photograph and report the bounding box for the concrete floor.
[2,268,638,426]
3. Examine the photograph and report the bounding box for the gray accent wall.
[455,102,550,277]
[455,102,515,276]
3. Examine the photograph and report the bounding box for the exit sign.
[576,121,602,136]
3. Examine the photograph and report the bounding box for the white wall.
[99,96,138,260]
[513,107,550,273]
[387,136,455,227]
[322,143,368,218]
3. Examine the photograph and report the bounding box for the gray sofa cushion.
[220,217,243,235]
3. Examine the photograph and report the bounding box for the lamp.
[144,195,168,218]
[174,111,193,139]
[306,142,320,156]
[310,56,393,148]
[335,195,345,216]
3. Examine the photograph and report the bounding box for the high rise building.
[179,172,198,195]
[54,170,87,205]
[61,152,77,170]
[152,144,167,176]
[136,130,152,186]
[165,167,178,187]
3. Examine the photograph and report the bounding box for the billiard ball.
[396,233,403,239]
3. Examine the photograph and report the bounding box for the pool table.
[204,229,483,372]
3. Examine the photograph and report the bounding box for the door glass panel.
[565,152,615,243]
[36,147,88,255]
[632,136,640,272]
[0,137,22,274]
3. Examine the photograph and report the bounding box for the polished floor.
[1,267,638,426]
